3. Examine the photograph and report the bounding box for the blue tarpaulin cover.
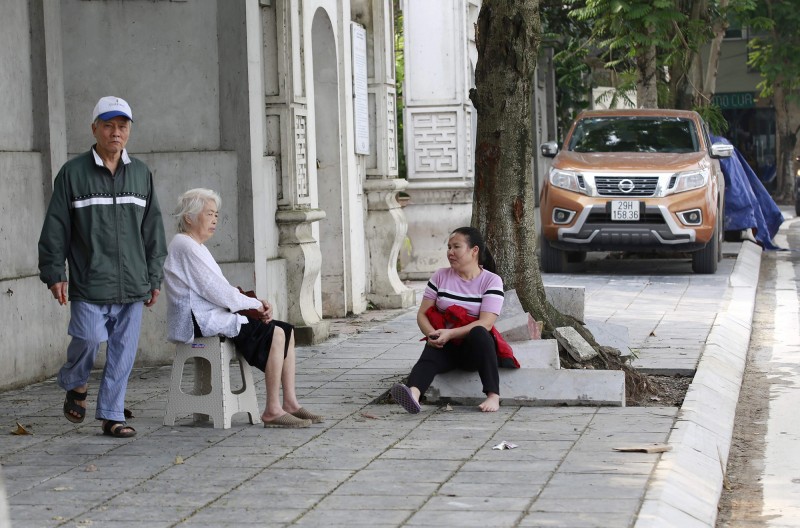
[712,135,784,250]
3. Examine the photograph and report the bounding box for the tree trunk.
[773,84,799,201]
[636,42,658,108]
[470,0,557,327]
[470,0,653,400]
[702,0,729,102]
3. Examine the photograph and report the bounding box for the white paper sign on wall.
[351,22,370,155]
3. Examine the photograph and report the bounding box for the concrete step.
[512,339,560,369]
[426,367,625,407]
[585,320,633,358]
[496,312,541,341]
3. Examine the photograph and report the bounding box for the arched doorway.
[311,8,348,317]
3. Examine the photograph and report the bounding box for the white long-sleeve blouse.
[163,233,262,343]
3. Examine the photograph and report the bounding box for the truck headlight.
[672,169,708,193]
[549,169,586,194]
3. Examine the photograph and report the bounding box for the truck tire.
[540,235,566,273]
[692,223,719,274]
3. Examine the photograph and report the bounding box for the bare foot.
[478,393,500,412]
[261,410,289,423]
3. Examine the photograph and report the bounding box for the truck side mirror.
[540,141,559,158]
[710,143,734,159]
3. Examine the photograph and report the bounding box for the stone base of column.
[293,320,331,346]
[364,178,416,309]
[367,289,416,309]
[399,182,473,280]
[276,208,329,345]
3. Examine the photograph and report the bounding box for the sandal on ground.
[102,420,136,438]
[262,413,312,428]
[390,383,421,414]
[289,407,324,424]
[63,389,87,423]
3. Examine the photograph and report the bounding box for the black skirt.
[193,314,294,372]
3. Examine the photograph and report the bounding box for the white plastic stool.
[163,336,261,428]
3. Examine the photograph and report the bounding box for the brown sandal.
[289,407,324,424]
[262,413,311,428]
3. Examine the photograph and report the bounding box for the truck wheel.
[692,223,719,274]
[540,235,566,273]
[567,251,587,263]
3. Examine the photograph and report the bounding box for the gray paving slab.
[0,243,760,527]
[519,511,637,527]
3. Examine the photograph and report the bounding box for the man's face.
[92,116,130,157]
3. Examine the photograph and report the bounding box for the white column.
[400,0,480,279]
[357,0,415,308]
[263,0,329,343]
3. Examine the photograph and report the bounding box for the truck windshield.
[568,117,700,153]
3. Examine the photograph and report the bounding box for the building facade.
[0,0,413,390]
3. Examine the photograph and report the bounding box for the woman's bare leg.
[261,327,286,422]
[280,333,302,413]
[478,392,500,412]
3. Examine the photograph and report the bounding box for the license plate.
[610,200,640,221]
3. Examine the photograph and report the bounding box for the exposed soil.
[630,374,693,407]
[715,355,770,526]
[715,301,773,526]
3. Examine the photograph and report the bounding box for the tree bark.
[773,84,799,201]
[470,0,653,400]
[636,42,659,108]
[469,0,557,328]
[702,0,729,103]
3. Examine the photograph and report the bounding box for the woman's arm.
[427,311,498,348]
[416,298,437,336]
[177,239,262,313]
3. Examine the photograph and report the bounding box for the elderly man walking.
[38,96,167,438]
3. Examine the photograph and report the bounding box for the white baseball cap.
[92,96,133,122]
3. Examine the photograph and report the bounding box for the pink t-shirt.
[423,267,504,318]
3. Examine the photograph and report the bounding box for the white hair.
[174,188,221,233]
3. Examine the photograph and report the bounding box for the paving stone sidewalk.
[0,246,752,528]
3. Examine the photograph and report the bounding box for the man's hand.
[144,289,160,307]
[49,282,68,305]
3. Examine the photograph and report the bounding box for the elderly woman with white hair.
[163,188,322,428]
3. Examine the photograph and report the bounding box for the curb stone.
[635,241,762,528]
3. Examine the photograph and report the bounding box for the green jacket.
[38,148,167,304]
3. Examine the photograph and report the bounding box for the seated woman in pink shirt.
[391,227,506,413]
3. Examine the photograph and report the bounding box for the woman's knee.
[271,326,286,350]
[467,326,492,342]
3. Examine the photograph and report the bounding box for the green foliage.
[735,1,800,104]
[393,0,407,179]
[552,39,591,138]
[541,0,593,138]
[558,1,742,109]
[693,104,729,135]
[570,0,687,56]
[594,69,638,108]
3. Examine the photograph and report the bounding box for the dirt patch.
[628,374,692,407]
[715,341,771,526]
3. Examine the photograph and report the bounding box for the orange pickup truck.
[539,109,734,274]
